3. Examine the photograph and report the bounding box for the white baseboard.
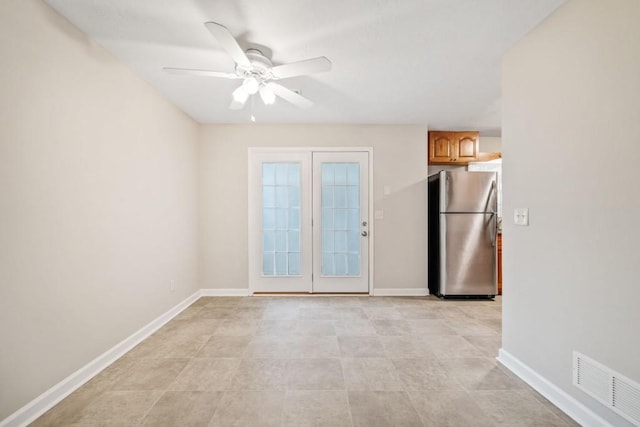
[0,290,202,427]
[201,288,250,297]
[371,288,429,297]
[497,348,612,427]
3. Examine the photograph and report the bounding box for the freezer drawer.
[439,213,497,296]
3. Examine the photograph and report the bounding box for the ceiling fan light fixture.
[259,86,276,105]
[242,77,259,95]
[232,85,249,103]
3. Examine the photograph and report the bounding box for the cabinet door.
[453,132,479,163]
[428,132,455,164]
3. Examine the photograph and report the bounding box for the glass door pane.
[320,163,361,276]
[262,162,301,276]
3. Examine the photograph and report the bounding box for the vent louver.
[574,352,640,426]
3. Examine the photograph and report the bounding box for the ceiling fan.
[164,22,332,110]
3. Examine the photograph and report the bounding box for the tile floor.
[31,296,579,426]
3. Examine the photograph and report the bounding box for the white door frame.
[248,147,374,295]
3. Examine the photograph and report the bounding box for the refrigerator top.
[439,170,497,214]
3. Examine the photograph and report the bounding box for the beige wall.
[0,0,200,419]
[199,125,427,292]
[502,0,639,425]
[479,137,502,153]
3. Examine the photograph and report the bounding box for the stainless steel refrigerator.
[428,170,498,298]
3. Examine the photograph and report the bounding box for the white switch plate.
[374,210,384,220]
[383,185,391,196]
[514,208,529,226]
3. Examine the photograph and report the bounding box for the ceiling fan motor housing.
[236,49,273,83]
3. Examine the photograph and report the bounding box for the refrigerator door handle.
[490,213,498,247]
[484,180,497,214]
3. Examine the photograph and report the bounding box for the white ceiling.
[44,0,565,135]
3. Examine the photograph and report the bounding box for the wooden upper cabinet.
[428,131,480,165]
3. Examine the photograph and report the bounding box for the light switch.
[514,208,529,226]
[375,210,384,220]
[383,185,391,196]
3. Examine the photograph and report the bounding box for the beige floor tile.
[246,335,340,359]
[237,296,273,307]
[379,336,436,359]
[261,307,299,320]
[462,335,502,357]
[348,390,424,427]
[392,358,462,391]
[471,389,572,426]
[293,319,336,336]
[338,336,385,357]
[406,319,457,336]
[334,319,377,336]
[363,307,404,320]
[208,390,285,427]
[198,306,236,319]
[141,390,223,426]
[448,319,499,336]
[170,358,241,391]
[286,358,344,390]
[29,387,104,426]
[244,335,292,358]
[416,335,484,359]
[299,298,333,308]
[228,306,266,319]
[399,306,443,319]
[31,295,578,427]
[213,318,260,336]
[298,307,339,320]
[408,389,495,427]
[287,336,340,358]
[282,390,352,427]
[70,390,162,426]
[196,336,251,357]
[158,317,221,338]
[372,319,412,336]
[190,297,213,307]
[342,358,404,391]
[110,358,189,391]
[528,389,581,426]
[202,297,242,308]
[332,306,369,320]
[125,333,209,359]
[327,296,366,307]
[439,357,526,391]
[230,358,289,390]
[173,306,204,320]
[256,319,298,335]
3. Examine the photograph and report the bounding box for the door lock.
[361,231,368,237]
[362,221,368,227]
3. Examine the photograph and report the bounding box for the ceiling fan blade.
[163,67,240,79]
[271,57,332,80]
[266,83,313,109]
[204,22,251,67]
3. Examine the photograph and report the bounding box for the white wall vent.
[573,351,640,426]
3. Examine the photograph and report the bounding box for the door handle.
[361,231,368,237]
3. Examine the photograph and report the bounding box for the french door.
[249,149,370,293]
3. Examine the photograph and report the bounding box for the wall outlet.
[374,210,384,220]
[514,208,529,226]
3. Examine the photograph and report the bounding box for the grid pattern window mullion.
[262,162,301,276]
[321,162,360,277]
